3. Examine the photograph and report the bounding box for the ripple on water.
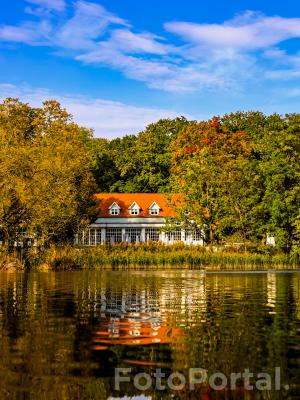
[0,270,299,399]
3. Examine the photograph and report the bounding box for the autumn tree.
[171,117,255,245]
[0,98,97,248]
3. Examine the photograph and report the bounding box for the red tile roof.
[94,193,182,218]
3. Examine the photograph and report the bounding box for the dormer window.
[129,202,140,215]
[108,202,121,216]
[149,202,160,215]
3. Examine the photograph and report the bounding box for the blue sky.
[1,0,300,137]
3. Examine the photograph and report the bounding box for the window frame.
[129,202,140,216]
[145,228,160,241]
[149,208,159,215]
[130,208,139,215]
[108,201,121,216]
[148,202,160,215]
[110,207,120,216]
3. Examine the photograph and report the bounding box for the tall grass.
[1,243,298,271]
[29,242,299,271]
[0,247,27,271]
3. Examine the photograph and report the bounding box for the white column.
[101,228,106,244]
[181,229,185,243]
[141,228,145,242]
[122,228,126,242]
[160,231,166,244]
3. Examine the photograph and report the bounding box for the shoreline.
[1,243,299,272]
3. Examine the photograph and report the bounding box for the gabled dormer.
[129,201,141,215]
[108,202,121,216]
[148,201,160,215]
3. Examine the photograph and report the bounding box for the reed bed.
[30,242,299,271]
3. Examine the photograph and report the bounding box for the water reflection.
[266,273,277,310]
[93,308,180,347]
[0,270,300,399]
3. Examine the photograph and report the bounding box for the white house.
[75,193,204,246]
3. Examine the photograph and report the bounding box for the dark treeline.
[0,98,299,253]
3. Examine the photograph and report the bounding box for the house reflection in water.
[91,289,181,349]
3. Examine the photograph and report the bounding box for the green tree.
[110,117,191,193]
[88,138,119,192]
[108,134,138,192]
[258,114,300,252]
[221,112,300,252]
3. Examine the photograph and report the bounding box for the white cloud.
[78,48,227,92]
[0,83,192,138]
[55,1,128,51]
[0,20,51,44]
[63,9,300,92]
[1,5,300,93]
[77,31,255,92]
[263,48,300,81]
[26,0,65,12]
[165,11,300,51]
[108,29,171,55]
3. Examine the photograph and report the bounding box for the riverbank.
[1,243,298,272]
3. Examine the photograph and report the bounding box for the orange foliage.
[200,137,211,145]
[184,146,197,155]
[211,116,219,127]
[171,120,251,174]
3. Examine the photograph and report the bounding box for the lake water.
[0,270,300,399]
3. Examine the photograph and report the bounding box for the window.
[148,202,160,215]
[167,230,182,241]
[184,230,192,241]
[96,228,102,245]
[89,228,96,245]
[184,230,203,242]
[77,228,102,245]
[109,202,121,215]
[193,230,203,241]
[130,208,139,215]
[145,228,160,242]
[106,228,122,243]
[125,228,142,243]
[129,202,140,215]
